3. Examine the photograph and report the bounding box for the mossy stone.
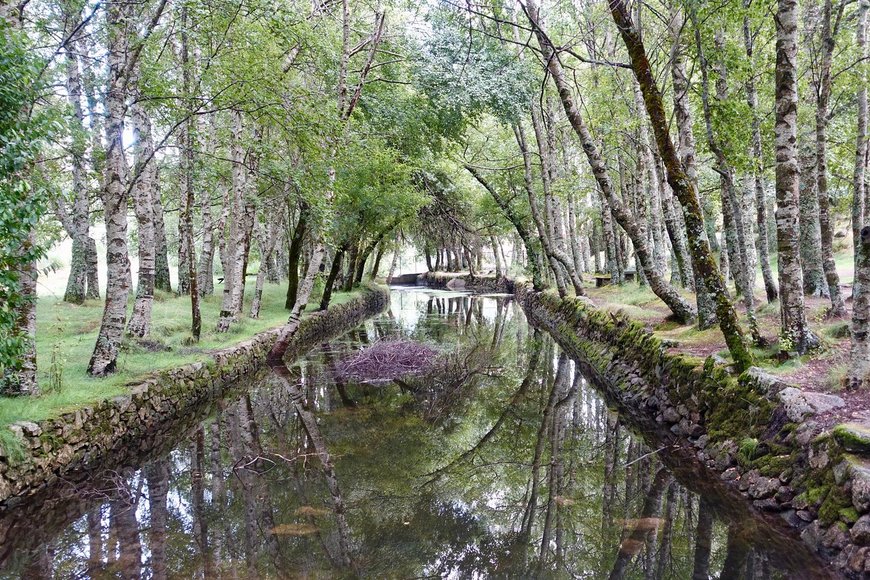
[833,423,870,454]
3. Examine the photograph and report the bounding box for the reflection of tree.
[692,497,714,579]
[608,467,672,580]
[272,363,354,570]
[108,484,142,579]
[145,458,170,580]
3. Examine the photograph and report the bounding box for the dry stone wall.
[514,283,870,577]
[0,285,389,507]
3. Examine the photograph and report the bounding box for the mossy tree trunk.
[609,0,753,370]
[523,0,694,322]
[850,225,870,388]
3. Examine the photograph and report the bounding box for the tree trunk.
[88,0,132,376]
[320,245,347,311]
[743,7,779,302]
[152,190,171,294]
[465,165,546,290]
[369,242,385,280]
[62,20,91,305]
[851,225,870,388]
[855,0,870,268]
[609,0,752,368]
[517,118,585,295]
[800,146,828,296]
[4,230,38,394]
[197,118,217,297]
[217,111,246,332]
[250,208,284,318]
[285,206,308,310]
[694,23,761,343]
[145,460,169,580]
[692,498,714,579]
[127,71,158,338]
[775,0,820,354]
[180,9,201,341]
[816,0,847,316]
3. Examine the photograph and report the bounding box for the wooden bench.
[594,273,612,287]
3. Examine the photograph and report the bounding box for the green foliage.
[0,21,57,379]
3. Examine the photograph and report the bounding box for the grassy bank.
[0,281,361,431]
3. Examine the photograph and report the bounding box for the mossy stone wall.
[0,285,389,506]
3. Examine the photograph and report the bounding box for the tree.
[0,16,54,393]
[774,0,819,355]
[608,0,753,370]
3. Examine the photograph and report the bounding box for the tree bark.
[249,207,284,318]
[88,0,133,376]
[152,190,171,294]
[217,110,246,333]
[320,244,348,311]
[816,0,847,316]
[800,146,828,296]
[743,7,779,302]
[855,0,870,267]
[180,8,201,341]
[465,164,546,290]
[774,0,820,354]
[127,68,158,338]
[285,206,308,310]
[694,22,761,343]
[61,17,92,305]
[851,225,870,388]
[516,119,585,295]
[692,498,714,579]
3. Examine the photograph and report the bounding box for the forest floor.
[583,255,870,429]
[0,281,361,435]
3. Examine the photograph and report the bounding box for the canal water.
[0,288,834,578]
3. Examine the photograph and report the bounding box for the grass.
[0,279,361,434]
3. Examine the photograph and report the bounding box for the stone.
[809,449,830,470]
[849,547,870,573]
[778,387,845,422]
[14,421,41,438]
[801,521,822,550]
[796,421,821,446]
[797,510,814,522]
[853,515,870,545]
[753,498,782,511]
[852,463,870,513]
[662,406,681,423]
[822,524,850,549]
[694,434,709,449]
[721,467,740,482]
[744,366,793,395]
[749,476,780,499]
[835,423,870,454]
[834,460,851,485]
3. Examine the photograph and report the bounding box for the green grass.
[0,280,361,433]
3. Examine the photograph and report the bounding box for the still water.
[0,288,834,579]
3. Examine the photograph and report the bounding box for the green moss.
[832,423,870,453]
[819,485,852,526]
[839,507,860,524]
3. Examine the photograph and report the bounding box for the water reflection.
[0,288,833,579]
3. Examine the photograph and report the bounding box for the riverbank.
[513,283,870,577]
[1,282,361,437]
[0,284,390,504]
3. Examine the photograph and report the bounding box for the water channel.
[0,288,835,578]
